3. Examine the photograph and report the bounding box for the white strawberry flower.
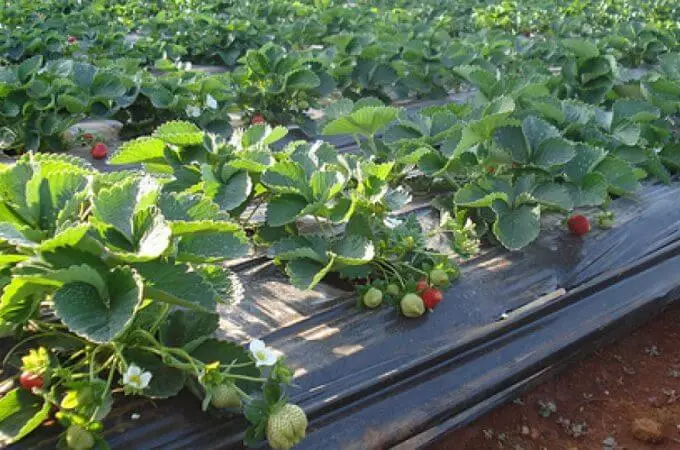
[123,364,152,390]
[206,94,218,110]
[249,339,278,367]
[186,105,201,117]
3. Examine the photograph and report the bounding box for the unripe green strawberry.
[429,269,449,287]
[400,293,425,318]
[266,403,308,450]
[210,383,241,409]
[65,424,95,450]
[363,287,383,308]
[386,283,400,296]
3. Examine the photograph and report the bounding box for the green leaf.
[310,171,345,201]
[491,200,541,250]
[322,106,399,137]
[563,144,607,182]
[158,192,223,222]
[285,257,335,290]
[272,236,327,263]
[159,309,219,348]
[571,172,609,207]
[454,183,509,208]
[57,94,88,114]
[0,388,50,445]
[134,261,217,310]
[123,348,186,399]
[285,69,321,90]
[17,56,43,83]
[109,137,166,165]
[611,121,641,146]
[521,116,561,151]
[260,162,309,196]
[533,138,575,168]
[91,72,127,98]
[333,235,374,265]
[612,99,660,124]
[208,169,252,212]
[194,264,235,304]
[0,223,38,248]
[266,194,308,227]
[26,164,89,231]
[532,183,573,210]
[176,221,250,262]
[0,255,28,270]
[245,50,269,75]
[493,126,529,164]
[0,277,53,325]
[454,65,498,97]
[130,209,172,261]
[153,121,204,146]
[191,339,260,393]
[228,151,275,174]
[92,176,160,242]
[660,144,680,169]
[595,157,641,195]
[644,151,671,184]
[49,264,108,300]
[52,266,143,343]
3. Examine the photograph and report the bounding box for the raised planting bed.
[12,177,680,449]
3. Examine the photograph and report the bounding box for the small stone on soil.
[631,418,664,444]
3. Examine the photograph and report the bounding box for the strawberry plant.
[232,43,334,135]
[557,38,618,104]
[0,153,306,449]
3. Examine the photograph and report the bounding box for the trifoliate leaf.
[322,106,399,137]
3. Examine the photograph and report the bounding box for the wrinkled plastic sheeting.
[219,180,680,374]
[200,180,680,449]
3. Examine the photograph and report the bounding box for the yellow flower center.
[256,351,267,360]
[130,375,141,386]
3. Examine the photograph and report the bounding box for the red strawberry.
[67,36,77,44]
[91,142,107,160]
[83,133,94,142]
[485,166,496,174]
[421,288,443,309]
[251,114,266,125]
[567,214,590,236]
[416,279,429,293]
[19,372,43,391]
